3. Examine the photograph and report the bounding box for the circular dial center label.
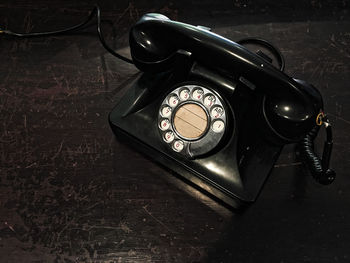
[173,103,208,139]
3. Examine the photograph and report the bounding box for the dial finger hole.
[192,88,204,101]
[164,131,175,143]
[168,95,179,107]
[179,89,190,100]
[161,105,172,117]
[212,120,225,133]
[204,94,216,107]
[211,106,224,119]
[172,140,184,152]
[159,119,171,131]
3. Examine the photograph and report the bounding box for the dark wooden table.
[1,1,349,262]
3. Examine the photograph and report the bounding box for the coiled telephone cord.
[300,116,336,185]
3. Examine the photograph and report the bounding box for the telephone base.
[109,73,283,209]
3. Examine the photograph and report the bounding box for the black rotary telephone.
[109,13,336,208]
[2,7,335,208]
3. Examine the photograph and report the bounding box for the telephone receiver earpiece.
[129,13,177,72]
[129,13,323,143]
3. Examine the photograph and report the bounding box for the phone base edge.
[109,119,251,210]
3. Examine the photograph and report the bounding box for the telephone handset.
[129,13,320,142]
[109,14,335,208]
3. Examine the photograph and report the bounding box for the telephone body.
[109,14,334,208]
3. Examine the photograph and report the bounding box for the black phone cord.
[236,38,336,185]
[0,5,133,64]
[1,5,287,70]
[299,117,336,185]
[1,5,286,69]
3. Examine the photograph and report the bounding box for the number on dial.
[168,95,179,107]
[160,119,170,131]
[172,140,184,152]
[211,106,224,118]
[161,106,172,117]
[192,89,204,100]
[212,120,225,133]
[204,94,216,107]
[179,89,190,100]
[164,131,175,143]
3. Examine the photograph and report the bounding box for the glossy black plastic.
[110,14,327,208]
[129,13,323,143]
[109,66,282,208]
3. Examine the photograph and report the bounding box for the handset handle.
[130,14,294,96]
[129,14,322,143]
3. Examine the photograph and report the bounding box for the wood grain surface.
[174,104,208,139]
[0,0,349,262]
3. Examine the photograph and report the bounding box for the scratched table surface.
[0,0,349,262]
